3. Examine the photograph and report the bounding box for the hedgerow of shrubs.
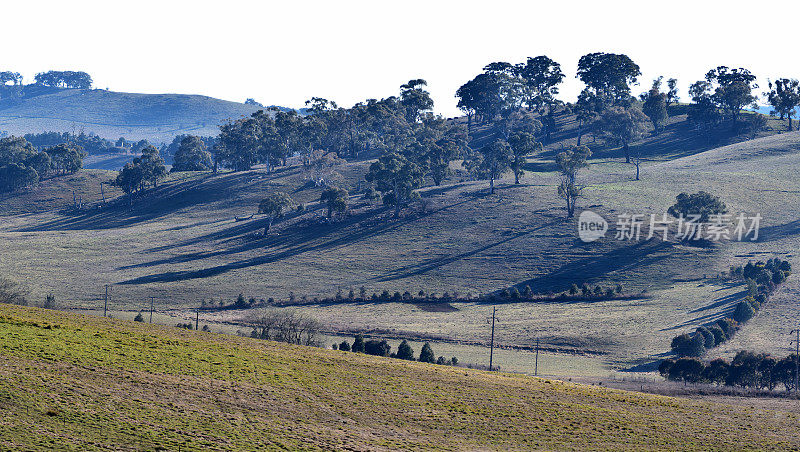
[670,258,791,357]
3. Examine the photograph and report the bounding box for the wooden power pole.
[149,297,155,324]
[195,309,199,331]
[793,329,799,393]
[488,307,496,371]
[103,285,109,317]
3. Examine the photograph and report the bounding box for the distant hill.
[0,85,293,144]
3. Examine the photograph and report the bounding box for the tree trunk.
[790,117,793,132]
[514,171,520,184]
[489,174,495,194]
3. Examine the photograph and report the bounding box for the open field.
[2,304,800,451]
[2,125,800,371]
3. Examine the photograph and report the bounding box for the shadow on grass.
[117,195,479,285]
[511,240,675,294]
[16,171,261,232]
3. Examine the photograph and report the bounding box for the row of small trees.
[0,136,86,192]
[671,259,792,357]
[334,334,457,365]
[660,351,799,392]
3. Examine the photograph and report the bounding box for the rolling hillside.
[0,86,270,143]
[3,128,800,372]
[1,303,798,451]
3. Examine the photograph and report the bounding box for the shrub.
[733,300,756,323]
[522,286,533,298]
[716,318,739,338]
[569,284,579,296]
[419,342,435,363]
[352,334,365,353]
[509,287,520,299]
[339,341,351,352]
[436,356,446,365]
[134,312,144,322]
[668,357,705,384]
[707,324,727,345]
[451,357,459,366]
[364,339,391,357]
[703,358,730,385]
[773,270,786,284]
[695,326,715,348]
[755,269,773,286]
[658,359,675,378]
[745,278,758,297]
[671,333,705,357]
[42,294,56,309]
[234,293,247,308]
[396,340,415,360]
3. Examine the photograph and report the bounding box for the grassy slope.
[2,125,800,368]
[1,303,799,451]
[0,88,262,143]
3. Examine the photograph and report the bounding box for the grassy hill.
[0,86,266,143]
[1,303,798,451]
[2,122,800,372]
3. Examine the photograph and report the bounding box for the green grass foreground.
[0,304,798,451]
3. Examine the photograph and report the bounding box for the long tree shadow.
[16,167,306,232]
[371,219,562,283]
[511,240,675,294]
[17,171,262,231]
[117,195,480,284]
[688,288,746,314]
[756,218,800,242]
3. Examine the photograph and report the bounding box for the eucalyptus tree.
[365,152,424,217]
[576,52,641,105]
[765,78,800,130]
[556,145,591,218]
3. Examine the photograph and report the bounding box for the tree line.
[660,351,799,392]
[0,136,86,192]
[33,71,93,89]
[334,334,457,366]
[671,259,791,358]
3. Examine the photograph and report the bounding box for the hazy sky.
[3,0,798,116]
